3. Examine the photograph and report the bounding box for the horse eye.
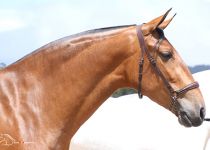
[159,51,172,61]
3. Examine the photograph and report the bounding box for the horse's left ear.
[158,13,176,30]
[141,8,172,35]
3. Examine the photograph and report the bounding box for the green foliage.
[112,88,137,98]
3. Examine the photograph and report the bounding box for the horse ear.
[141,8,172,35]
[158,13,176,30]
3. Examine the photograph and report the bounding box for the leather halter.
[136,25,199,113]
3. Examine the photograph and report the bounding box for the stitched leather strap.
[175,82,199,97]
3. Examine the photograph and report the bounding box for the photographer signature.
[0,134,34,146]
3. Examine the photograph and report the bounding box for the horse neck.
[0,26,138,148]
[50,27,138,138]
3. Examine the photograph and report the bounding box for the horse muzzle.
[178,107,205,127]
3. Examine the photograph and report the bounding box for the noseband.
[136,25,199,114]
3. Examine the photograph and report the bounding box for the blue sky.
[0,0,210,66]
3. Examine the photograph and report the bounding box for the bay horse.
[0,9,206,150]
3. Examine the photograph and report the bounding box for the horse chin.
[178,112,193,127]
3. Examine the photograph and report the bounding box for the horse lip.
[178,111,193,127]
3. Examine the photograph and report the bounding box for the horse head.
[126,9,205,127]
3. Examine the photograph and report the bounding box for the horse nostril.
[200,107,206,120]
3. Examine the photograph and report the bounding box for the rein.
[136,25,200,115]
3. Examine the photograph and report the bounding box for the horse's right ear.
[141,8,172,35]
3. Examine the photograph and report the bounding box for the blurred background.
[0,0,210,68]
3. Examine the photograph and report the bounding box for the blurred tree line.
[112,88,137,98]
[0,63,6,69]
[189,65,210,73]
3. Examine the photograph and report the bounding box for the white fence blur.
[70,70,210,150]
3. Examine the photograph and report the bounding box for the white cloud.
[0,18,25,32]
[0,9,26,32]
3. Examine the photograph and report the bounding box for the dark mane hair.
[68,24,135,39]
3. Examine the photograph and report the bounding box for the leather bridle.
[136,25,199,114]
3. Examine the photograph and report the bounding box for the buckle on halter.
[149,58,156,65]
[139,58,144,64]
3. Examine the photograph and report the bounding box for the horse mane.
[71,24,135,37]
[44,24,135,46]
[8,24,135,67]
